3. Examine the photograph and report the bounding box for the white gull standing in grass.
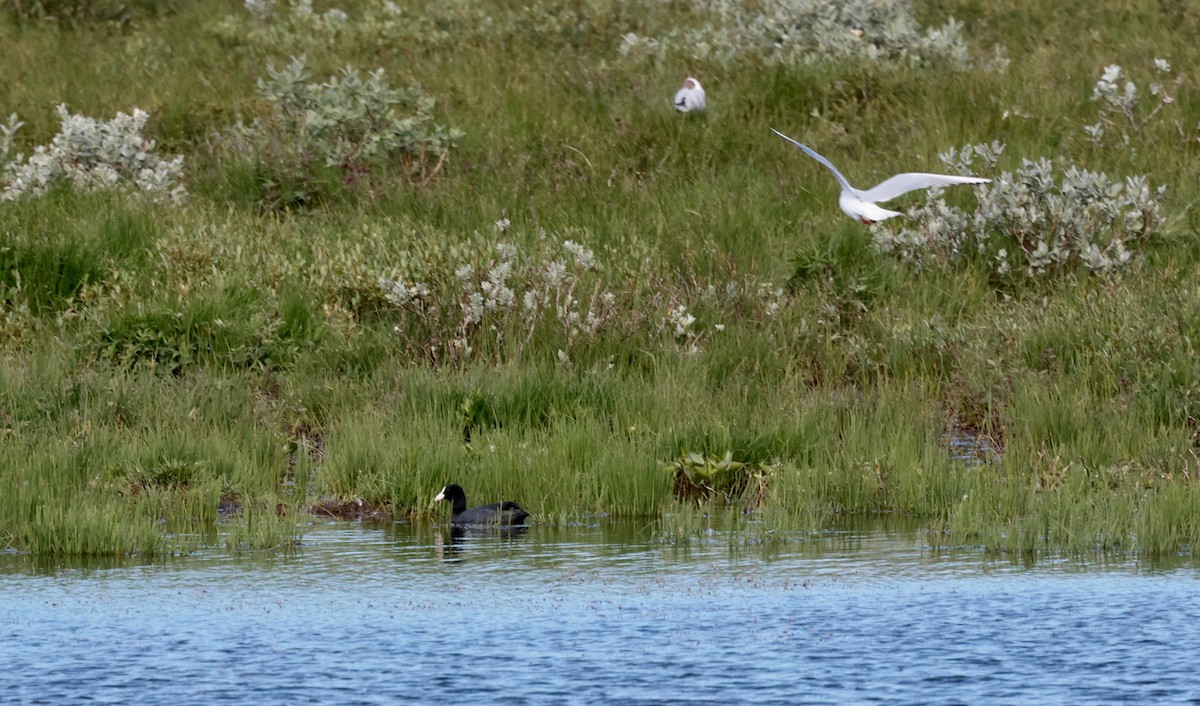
[770,128,990,224]
[674,77,706,112]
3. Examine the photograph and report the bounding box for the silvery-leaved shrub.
[873,141,1165,280]
[0,105,186,205]
[212,0,358,52]
[619,0,1007,71]
[226,55,461,207]
[211,0,498,55]
[1084,59,1192,146]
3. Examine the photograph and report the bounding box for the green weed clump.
[1,0,1199,558]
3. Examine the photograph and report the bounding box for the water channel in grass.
[3,518,1199,704]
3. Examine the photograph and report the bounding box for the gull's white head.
[674,77,706,113]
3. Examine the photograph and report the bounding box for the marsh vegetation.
[2,0,1199,556]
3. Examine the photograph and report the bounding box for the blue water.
[2,522,1198,704]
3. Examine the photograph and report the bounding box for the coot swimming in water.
[434,484,530,526]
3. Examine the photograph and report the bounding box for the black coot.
[434,484,530,526]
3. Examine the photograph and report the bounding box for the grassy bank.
[2,0,1199,556]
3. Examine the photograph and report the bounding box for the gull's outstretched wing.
[771,128,853,193]
[861,173,990,204]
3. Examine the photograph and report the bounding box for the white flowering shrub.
[0,114,20,182]
[1,105,186,205]
[378,278,430,309]
[444,238,620,362]
[666,304,701,353]
[313,223,798,366]
[619,0,1007,71]
[873,141,1165,279]
[1085,59,1192,146]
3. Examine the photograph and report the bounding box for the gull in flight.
[771,128,990,224]
[674,77,706,112]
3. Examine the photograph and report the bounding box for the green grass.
[1,0,1200,557]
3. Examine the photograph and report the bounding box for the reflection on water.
[2,519,1198,705]
[430,524,532,562]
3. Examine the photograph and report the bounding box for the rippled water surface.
[3,521,1199,705]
